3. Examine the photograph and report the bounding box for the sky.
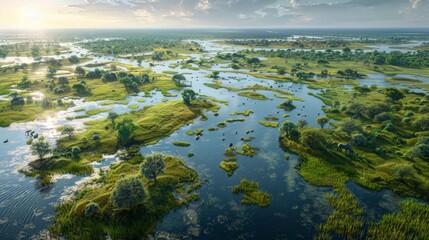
[0,0,428,29]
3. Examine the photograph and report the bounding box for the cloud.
[134,9,155,23]
[410,0,421,9]
[290,0,298,8]
[195,0,212,11]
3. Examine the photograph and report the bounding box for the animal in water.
[3,139,8,143]
[337,143,353,154]
[195,136,200,141]
[25,130,32,135]
[251,130,254,133]
[33,133,39,139]
[229,143,233,147]
[246,131,250,134]
[222,139,225,141]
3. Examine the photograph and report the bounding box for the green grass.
[173,141,191,147]
[226,118,246,123]
[51,154,201,239]
[238,91,268,100]
[186,128,204,136]
[232,179,271,207]
[259,121,279,128]
[236,144,258,157]
[230,109,254,116]
[85,107,113,116]
[219,159,239,177]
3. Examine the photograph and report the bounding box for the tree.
[211,71,220,78]
[140,153,165,182]
[111,176,146,209]
[31,139,51,160]
[414,116,429,131]
[72,83,90,94]
[338,119,362,136]
[68,55,79,64]
[108,112,119,128]
[316,116,330,129]
[300,129,327,150]
[385,88,404,102]
[31,46,40,58]
[116,118,137,145]
[58,77,69,86]
[172,74,186,85]
[279,120,296,138]
[62,125,75,139]
[47,66,57,77]
[297,119,308,128]
[75,66,86,76]
[182,89,197,106]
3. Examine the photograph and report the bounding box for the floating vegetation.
[217,121,227,128]
[277,100,296,111]
[314,187,364,240]
[236,144,258,157]
[86,107,113,116]
[137,98,146,103]
[173,141,191,147]
[128,105,139,109]
[366,200,429,240]
[264,116,279,121]
[219,159,239,177]
[238,91,268,100]
[100,100,128,106]
[241,137,255,142]
[284,154,290,160]
[230,110,254,116]
[226,118,245,123]
[274,94,303,101]
[259,121,279,128]
[186,128,204,136]
[200,115,208,121]
[208,127,218,131]
[232,179,271,207]
[188,152,195,158]
[282,114,290,118]
[224,147,237,157]
[200,95,229,105]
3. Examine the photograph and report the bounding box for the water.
[0,37,424,239]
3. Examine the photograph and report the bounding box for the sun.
[20,7,44,29]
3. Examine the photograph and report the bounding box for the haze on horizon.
[0,0,428,29]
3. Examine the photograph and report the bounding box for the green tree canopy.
[111,176,146,209]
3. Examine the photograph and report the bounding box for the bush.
[85,202,100,217]
[404,111,414,117]
[71,146,81,154]
[352,134,367,146]
[111,176,146,209]
[414,117,429,131]
[300,129,327,150]
[419,106,429,114]
[402,117,412,125]
[374,112,391,123]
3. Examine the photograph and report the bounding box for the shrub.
[352,134,367,146]
[300,129,327,150]
[85,202,100,217]
[414,117,429,131]
[111,176,146,209]
[374,112,391,123]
